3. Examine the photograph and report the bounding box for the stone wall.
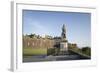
[23,37,77,49]
[23,37,55,49]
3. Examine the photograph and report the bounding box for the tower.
[60,24,68,52]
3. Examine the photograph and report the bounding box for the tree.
[81,47,91,56]
[45,35,53,39]
[28,33,37,38]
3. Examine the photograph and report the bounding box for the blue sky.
[23,10,91,48]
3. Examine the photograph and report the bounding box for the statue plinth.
[60,24,68,54]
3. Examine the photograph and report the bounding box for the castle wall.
[23,37,55,49]
[23,37,77,50]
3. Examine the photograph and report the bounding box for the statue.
[60,24,68,53]
[61,24,66,39]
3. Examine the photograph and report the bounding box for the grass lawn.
[23,48,47,56]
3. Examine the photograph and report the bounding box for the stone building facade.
[23,37,55,49]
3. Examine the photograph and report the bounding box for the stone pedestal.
[60,42,68,51]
